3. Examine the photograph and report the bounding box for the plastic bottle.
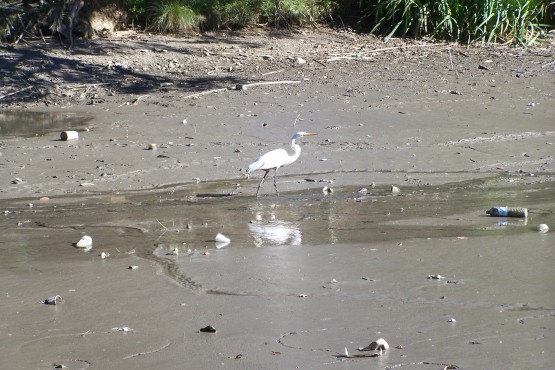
[486,207,528,218]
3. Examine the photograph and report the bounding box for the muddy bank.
[1,29,554,200]
[1,29,554,369]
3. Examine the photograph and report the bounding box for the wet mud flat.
[1,177,554,369]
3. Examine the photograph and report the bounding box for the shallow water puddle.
[0,111,91,138]
[1,176,553,268]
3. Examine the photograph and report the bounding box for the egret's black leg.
[256,170,269,198]
[273,167,279,197]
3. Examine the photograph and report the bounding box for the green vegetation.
[148,0,204,33]
[1,0,553,45]
[363,0,554,45]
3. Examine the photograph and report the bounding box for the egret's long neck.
[287,138,302,164]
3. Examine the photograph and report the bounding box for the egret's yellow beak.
[304,133,318,136]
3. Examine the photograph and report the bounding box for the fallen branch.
[261,69,285,76]
[181,80,301,99]
[240,80,300,88]
[327,43,447,62]
[181,87,229,99]
[0,86,33,101]
[65,82,115,90]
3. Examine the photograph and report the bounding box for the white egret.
[246,131,318,197]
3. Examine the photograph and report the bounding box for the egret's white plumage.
[246,131,317,197]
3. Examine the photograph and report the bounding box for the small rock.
[296,57,306,65]
[391,185,400,193]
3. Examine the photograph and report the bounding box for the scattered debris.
[338,347,381,359]
[112,326,133,332]
[200,325,217,333]
[215,233,230,248]
[74,235,92,249]
[167,247,179,256]
[486,207,528,218]
[427,274,444,280]
[43,295,62,305]
[537,224,549,233]
[60,131,79,141]
[359,338,390,351]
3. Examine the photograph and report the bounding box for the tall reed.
[366,0,553,45]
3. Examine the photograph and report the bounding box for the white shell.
[537,224,549,233]
[75,235,92,248]
[391,185,400,193]
[215,233,230,243]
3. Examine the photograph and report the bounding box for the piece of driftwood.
[240,80,301,88]
[181,88,229,99]
[327,43,447,62]
[181,80,301,99]
[0,86,33,101]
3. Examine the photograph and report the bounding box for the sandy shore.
[1,29,554,369]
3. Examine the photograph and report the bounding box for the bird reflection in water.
[248,205,301,247]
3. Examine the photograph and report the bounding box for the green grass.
[149,0,204,33]
[364,0,554,45]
